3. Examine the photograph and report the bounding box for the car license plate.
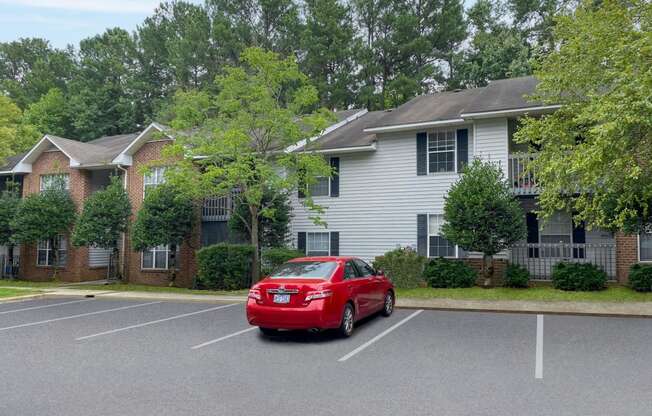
[273,294,290,304]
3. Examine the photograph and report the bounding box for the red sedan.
[246,256,395,337]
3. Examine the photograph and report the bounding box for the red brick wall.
[123,140,200,288]
[464,258,508,286]
[19,151,107,282]
[616,232,639,283]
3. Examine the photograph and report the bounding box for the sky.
[0,0,198,48]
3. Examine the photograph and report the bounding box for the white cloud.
[0,0,160,14]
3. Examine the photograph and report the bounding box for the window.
[539,211,572,258]
[343,261,358,280]
[353,259,375,277]
[309,177,330,197]
[428,130,456,173]
[142,245,179,270]
[143,167,166,197]
[428,214,455,257]
[270,261,337,279]
[641,232,652,262]
[306,232,330,256]
[37,236,67,266]
[40,174,69,191]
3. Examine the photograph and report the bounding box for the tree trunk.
[482,254,494,288]
[7,243,15,278]
[50,237,59,281]
[168,243,177,286]
[250,207,260,284]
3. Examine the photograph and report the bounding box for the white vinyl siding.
[473,118,509,169]
[291,125,486,262]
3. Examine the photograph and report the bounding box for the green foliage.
[442,159,526,256]
[503,264,530,288]
[72,176,131,249]
[23,88,72,138]
[424,258,477,288]
[262,247,305,276]
[0,96,40,163]
[196,243,255,290]
[372,247,427,289]
[0,182,21,245]
[551,262,607,291]
[11,186,76,245]
[228,189,292,249]
[628,264,652,292]
[515,0,652,233]
[131,183,194,252]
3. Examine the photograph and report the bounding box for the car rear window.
[270,261,338,279]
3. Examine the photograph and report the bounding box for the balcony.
[202,195,232,222]
[508,153,538,195]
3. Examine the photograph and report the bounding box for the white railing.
[508,153,538,195]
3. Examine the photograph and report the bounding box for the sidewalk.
[5,286,652,318]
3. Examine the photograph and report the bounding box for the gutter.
[363,118,466,133]
[460,105,561,119]
[303,143,377,154]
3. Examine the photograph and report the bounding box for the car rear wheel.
[259,327,278,336]
[338,303,355,338]
[381,291,394,317]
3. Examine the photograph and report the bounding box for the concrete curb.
[0,293,47,303]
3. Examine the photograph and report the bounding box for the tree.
[72,176,131,278]
[163,47,332,281]
[23,88,72,138]
[441,160,526,286]
[515,0,652,234]
[0,96,39,164]
[0,181,21,270]
[131,182,195,283]
[11,180,76,278]
[229,189,292,249]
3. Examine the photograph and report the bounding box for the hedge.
[196,243,255,290]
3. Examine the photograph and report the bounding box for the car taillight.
[304,289,332,302]
[248,289,262,301]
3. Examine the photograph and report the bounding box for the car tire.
[259,327,278,336]
[338,303,355,338]
[381,291,394,317]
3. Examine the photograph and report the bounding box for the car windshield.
[270,261,338,279]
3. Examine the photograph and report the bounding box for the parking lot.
[0,297,651,416]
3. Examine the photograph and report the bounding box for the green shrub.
[628,264,652,292]
[196,243,255,290]
[262,247,304,276]
[503,264,530,288]
[424,258,477,288]
[551,262,607,291]
[372,247,427,289]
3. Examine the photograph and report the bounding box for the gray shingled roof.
[297,111,388,151]
[0,154,25,173]
[462,76,542,114]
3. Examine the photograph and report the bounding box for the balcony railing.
[510,243,616,280]
[508,153,538,195]
[202,195,233,222]
[0,254,20,279]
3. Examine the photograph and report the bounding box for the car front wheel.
[338,304,355,337]
[259,327,278,336]
[381,292,394,317]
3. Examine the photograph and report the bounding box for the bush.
[551,262,607,291]
[262,247,304,276]
[503,264,530,288]
[372,247,427,289]
[628,264,652,292]
[196,243,255,290]
[424,258,477,288]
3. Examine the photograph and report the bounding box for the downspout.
[117,165,129,281]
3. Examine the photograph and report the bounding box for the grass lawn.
[0,279,63,288]
[395,286,652,303]
[64,283,249,296]
[0,288,40,299]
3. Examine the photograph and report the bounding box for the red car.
[246,256,395,337]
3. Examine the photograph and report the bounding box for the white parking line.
[338,309,424,362]
[191,327,258,350]
[0,299,92,315]
[76,303,239,340]
[535,314,544,379]
[0,301,161,332]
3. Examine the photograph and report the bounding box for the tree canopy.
[515,0,652,233]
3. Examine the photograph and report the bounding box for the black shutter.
[416,132,427,176]
[572,220,586,259]
[330,232,339,256]
[456,129,469,172]
[526,212,539,258]
[417,214,428,256]
[297,232,306,254]
[330,157,340,197]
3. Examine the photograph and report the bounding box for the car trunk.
[257,278,325,308]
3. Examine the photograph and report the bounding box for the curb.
[0,293,47,303]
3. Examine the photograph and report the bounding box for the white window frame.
[639,231,652,263]
[141,244,179,270]
[427,214,458,258]
[36,236,67,267]
[40,174,70,192]
[306,232,331,256]
[143,167,166,198]
[427,130,457,174]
